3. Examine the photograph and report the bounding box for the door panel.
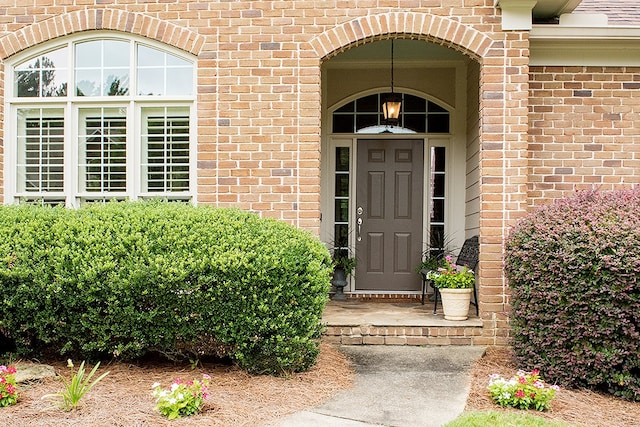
[368,172,385,218]
[355,139,423,291]
[367,232,384,272]
[394,232,412,272]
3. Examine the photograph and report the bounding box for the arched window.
[332,92,450,134]
[6,34,196,206]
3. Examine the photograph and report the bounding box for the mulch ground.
[5,344,639,427]
[465,347,640,427]
[4,342,355,427]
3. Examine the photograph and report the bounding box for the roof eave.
[530,24,640,66]
[532,0,583,19]
[495,0,582,20]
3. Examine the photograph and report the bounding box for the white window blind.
[79,108,127,193]
[17,108,65,193]
[143,107,190,192]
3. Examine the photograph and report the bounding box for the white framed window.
[5,33,196,207]
[332,92,450,134]
[141,107,191,193]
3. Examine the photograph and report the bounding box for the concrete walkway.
[272,345,486,427]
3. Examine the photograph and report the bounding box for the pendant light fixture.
[382,38,401,126]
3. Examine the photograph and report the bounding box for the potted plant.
[425,255,475,320]
[416,231,453,273]
[417,231,454,303]
[331,247,356,301]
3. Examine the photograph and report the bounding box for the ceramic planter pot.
[332,266,348,300]
[439,288,473,320]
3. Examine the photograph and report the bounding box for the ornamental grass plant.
[42,360,109,411]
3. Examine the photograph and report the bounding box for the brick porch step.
[322,301,485,346]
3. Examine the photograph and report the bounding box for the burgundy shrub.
[505,189,640,401]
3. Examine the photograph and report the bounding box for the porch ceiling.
[323,39,463,68]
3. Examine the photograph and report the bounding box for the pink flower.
[0,377,5,383]
[519,377,527,384]
[515,390,525,398]
[531,369,540,376]
[202,374,211,380]
[7,367,16,374]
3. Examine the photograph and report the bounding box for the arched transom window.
[6,34,196,207]
[332,92,450,134]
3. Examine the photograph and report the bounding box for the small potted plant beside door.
[331,248,357,301]
[426,255,475,320]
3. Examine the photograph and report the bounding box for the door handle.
[357,217,363,241]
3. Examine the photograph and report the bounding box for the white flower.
[67,359,74,368]
[171,383,180,392]
[177,393,184,401]
[152,382,161,389]
[168,398,176,405]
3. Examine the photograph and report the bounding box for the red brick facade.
[529,66,640,206]
[1,1,638,346]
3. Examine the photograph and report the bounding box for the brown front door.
[355,139,424,291]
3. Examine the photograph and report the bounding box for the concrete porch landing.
[322,300,484,346]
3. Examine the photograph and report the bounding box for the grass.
[445,411,574,427]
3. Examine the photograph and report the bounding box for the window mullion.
[67,102,76,207]
[189,104,196,203]
[130,101,138,201]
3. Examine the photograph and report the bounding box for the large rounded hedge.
[505,189,640,400]
[0,202,332,374]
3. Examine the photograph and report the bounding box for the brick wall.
[0,1,531,345]
[528,66,640,207]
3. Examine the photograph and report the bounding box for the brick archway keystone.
[0,9,205,60]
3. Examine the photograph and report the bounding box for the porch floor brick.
[323,301,484,346]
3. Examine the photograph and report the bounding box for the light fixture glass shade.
[383,97,401,124]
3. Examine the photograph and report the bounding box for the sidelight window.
[333,146,351,255]
[428,146,447,257]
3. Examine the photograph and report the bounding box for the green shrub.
[0,202,332,374]
[505,189,640,400]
